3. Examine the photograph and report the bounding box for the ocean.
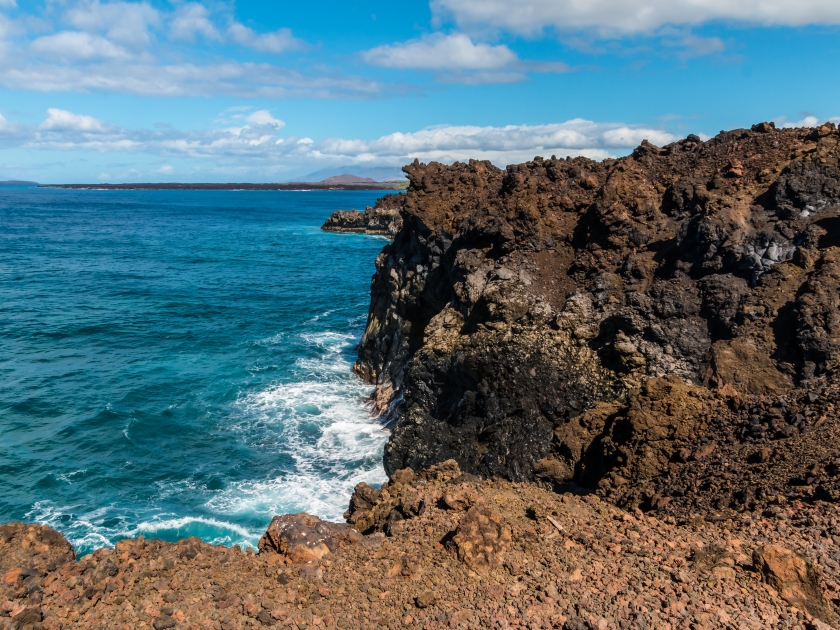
[0,187,390,556]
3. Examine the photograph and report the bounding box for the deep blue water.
[0,188,390,556]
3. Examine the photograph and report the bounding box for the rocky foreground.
[3,460,840,630]
[5,122,840,629]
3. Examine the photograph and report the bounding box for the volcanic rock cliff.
[352,122,840,495]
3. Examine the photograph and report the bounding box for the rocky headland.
[321,194,404,237]
[5,122,840,630]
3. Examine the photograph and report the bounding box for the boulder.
[452,505,512,572]
[753,544,837,624]
[258,513,362,563]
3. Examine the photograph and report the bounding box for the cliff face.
[354,122,840,486]
[321,193,404,237]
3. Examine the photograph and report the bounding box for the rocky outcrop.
[352,122,840,489]
[321,193,404,237]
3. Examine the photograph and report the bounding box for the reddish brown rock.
[754,545,837,624]
[257,513,361,562]
[451,505,512,572]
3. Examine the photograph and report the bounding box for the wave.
[27,502,261,553]
[25,325,386,554]
[215,329,388,522]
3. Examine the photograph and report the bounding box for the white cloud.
[0,0,17,7]
[246,110,284,127]
[432,0,840,36]
[0,2,374,98]
[431,0,840,35]
[11,112,682,170]
[0,60,388,98]
[227,23,303,53]
[363,33,518,70]
[170,3,220,42]
[66,0,160,47]
[31,31,130,60]
[315,120,678,165]
[155,164,174,173]
[659,29,726,59]
[781,115,820,128]
[40,108,107,132]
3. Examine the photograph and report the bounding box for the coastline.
[4,123,840,628]
[38,182,407,192]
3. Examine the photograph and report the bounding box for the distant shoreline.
[39,181,407,191]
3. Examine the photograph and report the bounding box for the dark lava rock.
[351,123,840,489]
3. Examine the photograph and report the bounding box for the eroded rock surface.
[350,122,840,489]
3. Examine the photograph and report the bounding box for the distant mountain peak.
[295,165,406,183]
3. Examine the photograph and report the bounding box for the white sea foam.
[208,328,388,523]
[27,501,261,552]
[28,326,387,553]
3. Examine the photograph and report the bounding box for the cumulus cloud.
[432,0,840,36]
[170,3,221,42]
[782,115,821,128]
[362,32,569,82]
[227,23,304,53]
[363,33,518,70]
[246,110,284,127]
[66,0,160,48]
[0,112,17,132]
[31,31,130,60]
[315,120,678,165]
[0,1,346,98]
[40,108,107,132]
[659,29,726,59]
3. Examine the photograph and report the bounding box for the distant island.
[39,179,407,191]
[0,180,39,187]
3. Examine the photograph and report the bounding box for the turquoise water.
[0,188,390,556]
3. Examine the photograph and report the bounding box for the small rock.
[11,607,43,625]
[415,591,436,608]
[442,486,479,511]
[693,442,716,460]
[298,563,323,581]
[153,615,176,630]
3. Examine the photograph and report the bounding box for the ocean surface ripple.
[0,188,390,556]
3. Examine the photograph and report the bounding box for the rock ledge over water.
[321,194,403,237]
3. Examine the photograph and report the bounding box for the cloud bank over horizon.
[2,106,838,183]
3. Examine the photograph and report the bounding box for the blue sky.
[0,0,839,183]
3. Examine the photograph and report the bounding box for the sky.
[0,0,839,183]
